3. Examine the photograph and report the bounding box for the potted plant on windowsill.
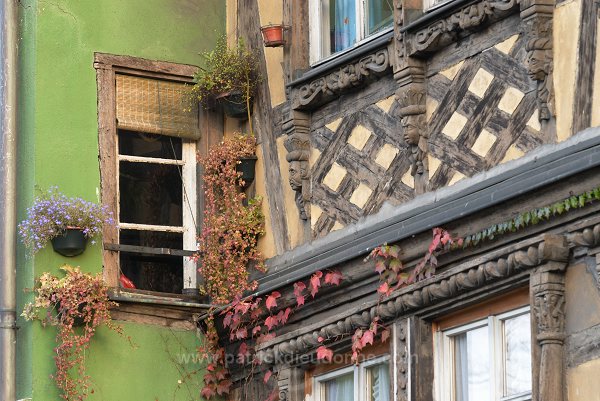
[21,265,132,401]
[18,187,114,257]
[191,36,259,120]
[195,133,265,304]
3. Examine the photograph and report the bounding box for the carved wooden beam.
[404,0,521,55]
[283,109,311,221]
[394,0,428,194]
[520,0,555,122]
[530,234,569,401]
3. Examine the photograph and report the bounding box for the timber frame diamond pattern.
[285,0,558,239]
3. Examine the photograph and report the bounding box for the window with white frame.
[96,54,202,296]
[314,356,391,401]
[435,306,532,401]
[424,0,456,11]
[309,0,394,63]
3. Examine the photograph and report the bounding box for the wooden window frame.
[94,53,222,298]
[433,291,532,401]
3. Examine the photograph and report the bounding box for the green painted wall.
[16,0,224,399]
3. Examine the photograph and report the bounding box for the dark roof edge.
[256,127,600,293]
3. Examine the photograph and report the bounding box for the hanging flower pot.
[260,24,286,47]
[51,227,87,257]
[237,155,258,189]
[216,91,252,120]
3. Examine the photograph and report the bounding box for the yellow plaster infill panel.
[498,87,525,115]
[471,129,496,157]
[526,109,542,132]
[440,60,465,81]
[254,145,277,259]
[376,95,396,114]
[426,97,439,122]
[310,147,322,168]
[555,0,582,142]
[349,183,373,209]
[468,68,494,98]
[331,221,345,232]
[257,1,285,106]
[322,162,347,191]
[567,359,600,401]
[347,125,372,151]
[448,171,466,186]
[428,155,442,177]
[276,136,302,249]
[401,170,414,188]
[326,117,343,133]
[501,144,525,163]
[442,112,469,140]
[592,30,600,127]
[311,204,324,230]
[494,34,519,54]
[375,143,399,170]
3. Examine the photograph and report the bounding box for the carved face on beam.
[288,160,307,192]
[401,114,425,146]
[526,38,552,81]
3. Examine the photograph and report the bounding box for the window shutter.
[116,74,200,140]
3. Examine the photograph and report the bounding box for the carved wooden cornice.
[404,0,521,55]
[255,220,600,364]
[291,48,391,110]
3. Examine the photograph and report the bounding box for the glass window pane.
[504,313,532,396]
[454,326,491,401]
[366,362,390,401]
[323,372,354,401]
[119,161,183,226]
[322,0,357,56]
[367,0,393,35]
[118,129,182,159]
[120,252,183,294]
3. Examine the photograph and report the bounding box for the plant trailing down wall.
[196,133,266,304]
[22,265,132,401]
[191,36,259,119]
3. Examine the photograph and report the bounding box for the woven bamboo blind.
[116,74,200,140]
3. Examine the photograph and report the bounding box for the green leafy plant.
[18,187,113,255]
[196,133,266,304]
[191,36,259,109]
[22,265,130,401]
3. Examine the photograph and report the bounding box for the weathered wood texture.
[572,0,599,134]
[309,75,411,237]
[283,0,309,81]
[237,0,291,253]
[408,317,433,401]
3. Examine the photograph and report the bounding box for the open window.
[309,0,394,64]
[95,54,204,297]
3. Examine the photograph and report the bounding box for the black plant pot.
[216,91,252,119]
[237,156,258,189]
[56,301,87,327]
[51,228,87,257]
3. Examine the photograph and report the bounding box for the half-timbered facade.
[222,1,600,400]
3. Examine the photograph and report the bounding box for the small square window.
[435,306,532,401]
[310,0,394,63]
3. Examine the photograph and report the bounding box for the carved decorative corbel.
[521,1,555,122]
[283,110,311,220]
[393,0,428,194]
[530,234,569,401]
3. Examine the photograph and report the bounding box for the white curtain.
[370,363,390,401]
[326,373,354,401]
